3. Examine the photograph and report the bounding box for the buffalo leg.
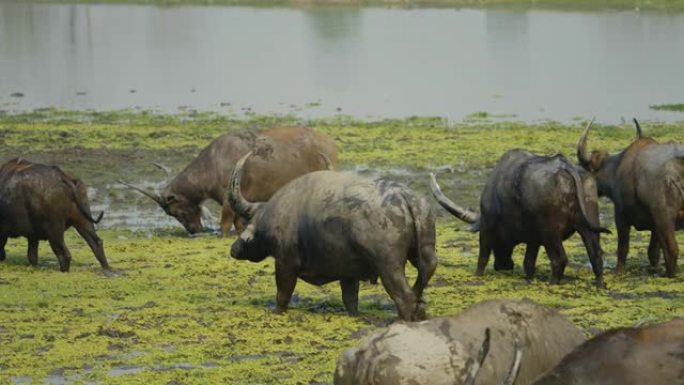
[654,221,678,277]
[340,279,360,316]
[475,232,493,276]
[27,238,39,266]
[648,232,661,268]
[615,214,631,274]
[274,261,298,314]
[0,236,7,261]
[47,233,72,272]
[220,202,237,236]
[73,219,111,271]
[493,244,514,271]
[578,229,605,288]
[379,266,420,321]
[523,243,540,282]
[409,245,438,300]
[543,240,568,284]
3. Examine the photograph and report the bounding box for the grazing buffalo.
[228,151,437,321]
[0,158,112,274]
[526,318,684,385]
[577,118,684,276]
[430,146,609,287]
[121,127,337,235]
[334,299,586,385]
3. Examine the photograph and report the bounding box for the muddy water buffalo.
[527,318,684,385]
[431,146,609,287]
[121,127,337,235]
[0,158,112,273]
[228,151,437,321]
[334,299,586,385]
[577,119,684,277]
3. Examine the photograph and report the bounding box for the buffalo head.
[577,118,650,199]
[228,151,270,262]
[119,178,203,234]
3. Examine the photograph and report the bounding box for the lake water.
[1,3,684,122]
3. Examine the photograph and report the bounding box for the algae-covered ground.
[1,110,683,384]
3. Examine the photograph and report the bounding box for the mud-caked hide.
[334,299,585,385]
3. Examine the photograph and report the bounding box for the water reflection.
[0,3,683,122]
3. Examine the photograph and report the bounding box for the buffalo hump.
[334,299,585,385]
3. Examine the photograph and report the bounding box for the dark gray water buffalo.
[121,127,337,235]
[527,317,684,385]
[431,146,609,287]
[577,118,684,277]
[228,151,437,321]
[334,299,586,385]
[0,158,112,273]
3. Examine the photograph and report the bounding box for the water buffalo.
[577,118,684,277]
[430,145,609,287]
[228,151,437,321]
[334,299,586,385]
[121,127,337,235]
[526,317,684,385]
[0,158,112,274]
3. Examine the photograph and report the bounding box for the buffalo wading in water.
[0,158,112,274]
[517,317,684,385]
[120,126,337,235]
[431,144,609,287]
[228,151,438,321]
[334,299,586,385]
[577,118,684,277]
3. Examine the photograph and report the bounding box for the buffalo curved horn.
[429,173,478,224]
[576,117,595,168]
[464,328,491,385]
[118,179,166,207]
[151,162,172,177]
[502,336,523,385]
[318,151,334,171]
[228,151,262,220]
[633,118,643,138]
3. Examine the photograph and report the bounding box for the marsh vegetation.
[1,111,683,384]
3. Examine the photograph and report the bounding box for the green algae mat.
[1,111,683,384]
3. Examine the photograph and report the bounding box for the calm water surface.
[1,4,684,122]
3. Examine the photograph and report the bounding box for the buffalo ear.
[165,194,178,204]
[589,151,606,172]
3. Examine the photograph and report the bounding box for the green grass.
[650,103,684,112]
[1,110,683,384]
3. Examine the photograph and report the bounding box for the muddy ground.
[0,111,683,384]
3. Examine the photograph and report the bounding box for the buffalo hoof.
[103,269,119,278]
[0,251,5,261]
[595,278,606,289]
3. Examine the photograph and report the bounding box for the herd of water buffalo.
[0,121,683,383]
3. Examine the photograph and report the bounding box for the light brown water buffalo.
[431,145,608,287]
[121,127,337,235]
[0,158,112,274]
[228,151,437,321]
[334,299,586,385]
[526,317,684,385]
[577,118,684,276]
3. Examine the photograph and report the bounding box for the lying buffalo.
[334,299,586,385]
[121,127,337,235]
[0,158,112,273]
[525,317,684,385]
[228,151,437,321]
[431,145,609,287]
[577,118,684,276]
